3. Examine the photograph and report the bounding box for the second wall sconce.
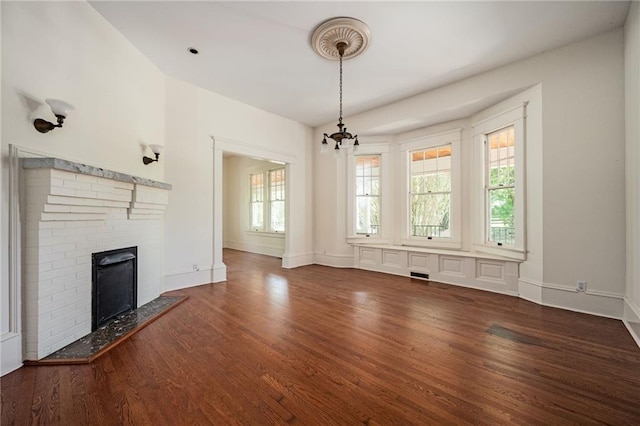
[142,144,163,165]
[33,98,75,133]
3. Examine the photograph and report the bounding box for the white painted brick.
[51,243,77,254]
[44,204,70,213]
[51,265,86,285]
[49,319,78,339]
[115,181,134,190]
[60,275,84,289]
[65,323,90,340]
[40,264,82,281]
[50,169,76,180]
[38,281,64,299]
[39,236,67,247]
[64,234,88,244]
[74,189,97,199]
[37,328,53,342]
[38,229,53,238]
[75,174,98,184]
[41,333,73,356]
[65,249,89,259]
[74,254,91,265]
[39,252,66,263]
[39,221,67,230]
[39,296,66,314]
[41,213,105,221]
[63,180,93,191]
[50,186,76,197]
[52,258,76,270]
[75,312,91,326]
[76,240,97,251]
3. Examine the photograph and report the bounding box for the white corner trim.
[212,262,227,283]
[1,333,23,377]
[623,297,640,349]
[314,252,355,268]
[282,252,315,269]
[518,278,624,320]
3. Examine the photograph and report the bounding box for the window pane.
[356,196,380,235]
[268,168,286,232]
[488,187,515,245]
[355,155,381,235]
[251,202,263,229]
[411,193,450,237]
[249,173,264,230]
[270,200,285,232]
[488,126,515,187]
[410,145,452,238]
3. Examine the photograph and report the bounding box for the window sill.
[473,243,526,261]
[245,231,285,239]
[399,238,462,250]
[353,243,524,263]
[347,236,390,245]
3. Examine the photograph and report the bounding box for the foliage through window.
[355,155,380,235]
[249,167,285,233]
[485,126,515,246]
[410,145,451,238]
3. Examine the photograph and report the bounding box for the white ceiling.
[89,1,630,131]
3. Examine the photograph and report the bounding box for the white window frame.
[473,103,526,260]
[247,165,286,234]
[399,129,462,249]
[346,143,391,243]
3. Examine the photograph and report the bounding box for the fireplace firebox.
[92,247,138,331]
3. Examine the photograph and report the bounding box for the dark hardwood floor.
[3,249,640,425]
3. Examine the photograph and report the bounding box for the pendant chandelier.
[312,17,371,155]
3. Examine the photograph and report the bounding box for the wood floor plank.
[2,249,640,424]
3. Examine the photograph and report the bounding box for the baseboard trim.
[314,252,355,268]
[282,252,314,269]
[623,297,640,348]
[163,267,215,292]
[223,241,284,258]
[518,278,624,320]
[1,333,23,377]
[212,263,227,283]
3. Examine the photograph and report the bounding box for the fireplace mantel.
[22,157,172,190]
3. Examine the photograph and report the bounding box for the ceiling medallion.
[312,17,371,156]
[311,17,371,61]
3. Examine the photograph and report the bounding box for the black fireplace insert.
[92,246,138,331]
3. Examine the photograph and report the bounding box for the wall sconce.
[33,99,75,133]
[142,144,163,165]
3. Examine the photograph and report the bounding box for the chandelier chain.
[339,53,343,124]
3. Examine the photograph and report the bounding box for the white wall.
[223,156,285,258]
[162,77,314,290]
[1,2,165,375]
[314,29,627,318]
[624,2,640,344]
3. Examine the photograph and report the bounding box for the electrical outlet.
[576,280,587,292]
[192,264,199,271]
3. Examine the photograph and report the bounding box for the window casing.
[485,126,515,246]
[347,143,391,243]
[249,167,285,233]
[355,155,381,236]
[399,129,462,249]
[473,103,526,259]
[409,145,452,239]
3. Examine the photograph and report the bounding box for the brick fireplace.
[21,158,171,360]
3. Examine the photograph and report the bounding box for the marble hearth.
[21,158,171,360]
